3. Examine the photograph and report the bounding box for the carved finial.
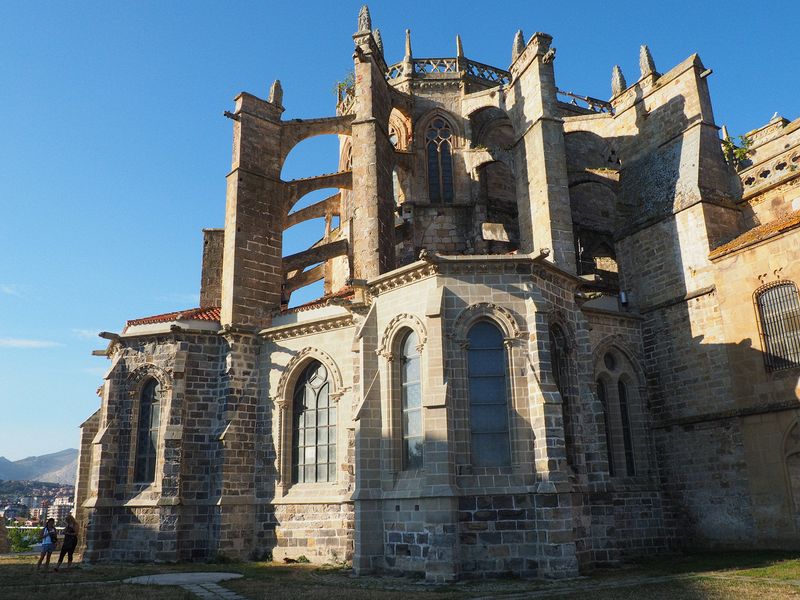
[373,28,384,55]
[268,79,283,107]
[456,34,463,57]
[404,28,412,59]
[639,44,657,78]
[512,30,525,61]
[611,65,627,96]
[357,5,371,33]
[720,125,730,141]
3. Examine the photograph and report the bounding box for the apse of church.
[75,5,800,582]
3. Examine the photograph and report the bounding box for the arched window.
[756,281,800,371]
[595,348,645,478]
[550,323,577,469]
[426,117,454,203]
[401,331,423,469]
[596,379,615,476]
[134,379,160,483]
[617,380,635,476]
[292,361,336,483]
[467,321,510,467]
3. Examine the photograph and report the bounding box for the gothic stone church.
[75,7,800,581]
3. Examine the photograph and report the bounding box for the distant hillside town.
[0,480,75,526]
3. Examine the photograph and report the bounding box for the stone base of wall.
[458,494,539,579]
[274,503,354,563]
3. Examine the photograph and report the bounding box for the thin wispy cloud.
[0,284,26,297]
[0,337,63,349]
[72,328,100,340]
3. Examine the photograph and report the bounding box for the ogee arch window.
[756,281,800,371]
[292,361,336,483]
[467,321,511,467]
[426,117,454,203]
[401,331,423,469]
[134,379,161,484]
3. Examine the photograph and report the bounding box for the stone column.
[509,33,576,273]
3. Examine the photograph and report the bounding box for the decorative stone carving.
[512,30,525,62]
[542,47,556,64]
[126,363,172,397]
[357,5,371,33]
[639,45,657,78]
[377,313,428,356]
[372,29,384,56]
[451,302,523,340]
[611,65,627,96]
[275,347,344,405]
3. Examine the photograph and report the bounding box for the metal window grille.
[756,281,800,372]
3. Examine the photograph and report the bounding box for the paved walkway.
[124,572,247,599]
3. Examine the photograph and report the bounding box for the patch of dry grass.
[1,551,799,599]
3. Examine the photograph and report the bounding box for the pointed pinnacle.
[512,30,525,61]
[268,79,283,107]
[373,28,384,55]
[639,44,657,78]
[611,65,627,97]
[720,125,730,141]
[404,28,412,59]
[456,34,464,57]
[357,5,371,33]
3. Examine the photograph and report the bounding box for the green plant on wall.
[333,71,355,100]
[722,134,752,169]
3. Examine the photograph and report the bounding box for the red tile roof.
[710,210,800,259]
[126,307,221,328]
[281,286,355,314]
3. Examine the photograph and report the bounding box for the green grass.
[1,550,799,599]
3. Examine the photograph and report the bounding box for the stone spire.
[512,30,525,61]
[404,28,412,59]
[357,5,371,33]
[639,44,657,78]
[611,65,627,96]
[720,125,730,141]
[268,79,283,107]
[456,34,463,57]
[373,28,384,56]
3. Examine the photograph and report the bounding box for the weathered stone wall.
[274,503,354,563]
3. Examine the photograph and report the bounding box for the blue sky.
[0,1,796,461]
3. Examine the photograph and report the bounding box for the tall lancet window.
[134,379,161,484]
[292,361,336,483]
[467,321,511,467]
[401,331,423,469]
[426,117,454,203]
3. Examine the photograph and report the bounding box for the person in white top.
[36,518,57,572]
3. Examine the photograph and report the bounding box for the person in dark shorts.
[36,518,57,572]
[54,514,78,572]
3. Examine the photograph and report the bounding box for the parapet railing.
[556,89,614,114]
[385,57,511,87]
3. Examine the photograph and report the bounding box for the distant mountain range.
[0,449,78,485]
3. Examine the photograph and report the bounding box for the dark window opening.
[134,379,161,484]
[756,281,800,372]
[426,118,454,203]
[468,321,511,467]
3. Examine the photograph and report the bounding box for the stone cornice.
[260,314,355,341]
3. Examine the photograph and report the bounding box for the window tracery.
[426,117,454,203]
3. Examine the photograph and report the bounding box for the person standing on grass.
[54,514,78,572]
[36,517,57,572]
